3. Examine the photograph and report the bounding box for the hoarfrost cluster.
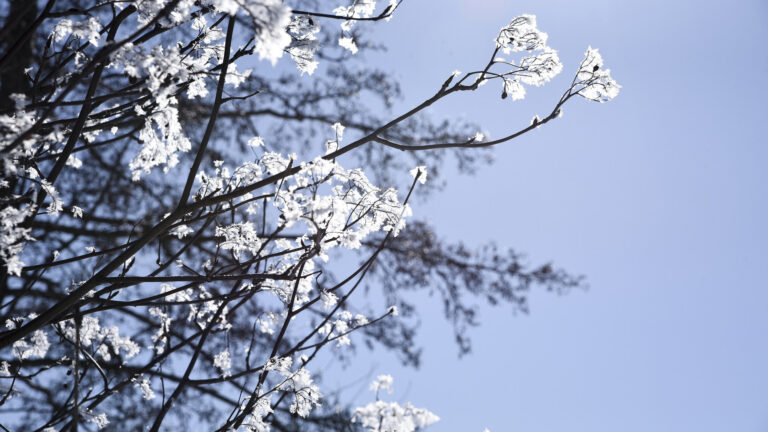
[575,47,622,102]
[353,376,439,432]
[484,14,620,104]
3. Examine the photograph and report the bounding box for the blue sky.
[327,1,768,431]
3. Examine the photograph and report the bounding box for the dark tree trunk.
[0,0,38,112]
[0,0,39,307]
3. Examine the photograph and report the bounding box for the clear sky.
[327,1,768,431]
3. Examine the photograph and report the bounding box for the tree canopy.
[0,1,618,430]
